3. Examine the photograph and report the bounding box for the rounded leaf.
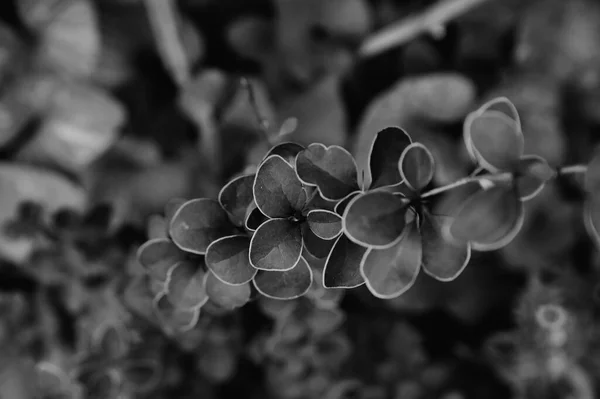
[464,110,523,172]
[343,191,408,248]
[249,218,303,271]
[360,222,422,299]
[307,210,342,240]
[420,212,471,281]
[368,126,412,189]
[398,142,435,192]
[205,235,256,285]
[475,97,521,130]
[254,155,307,217]
[446,184,525,251]
[137,238,185,282]
[302,223,336,259]
[165,261,209,310]
[264,142,305,165]
[205,271,251,309]
[516,155,555,201]
[153,294,200,332]
[253,257,313,300]
[169,199,234,255]
[295,143,359,201]
[323,234,366,289]
[219,174,255,226]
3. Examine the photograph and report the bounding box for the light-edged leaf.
[368,126,412,189]
[464,110,523,172]
[137,238,185,282]
[360,222,422,299]
[342,191,409,248]
[307,210,342,240]
[334,191,361,216]
[264,142,305,165]
[169,198,234,255]
[165,261,209,310]
[420,211,471,281]
[446,184,525,251]
[585,150,600,194]
[219,174,255,226]
[516,155,555,201]
[474,97,521,130]
[253,257,313,300]
[254,155,307,218]
[302,223,336,259]
[244,202,268,231]
[249,218,303,271]
[205,235,256,285]
[295,143,360,201]
[322,234,366,289]
[205,271,251,309]
[398,142,435,192]
[153,294,200,333]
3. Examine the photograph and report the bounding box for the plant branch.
[420,172,512,199]
[240,77,272,142]
[359,0,491,58]
[558,164,587,175]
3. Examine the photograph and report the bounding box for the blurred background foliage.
[1,0,600,398]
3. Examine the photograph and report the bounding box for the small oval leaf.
[343,191,408,248]
[447,184,524,251]
[295,143,359,201]
[205,235,256,285]
[368,126,412,189]
[420,211,470,281]
[307,210,342,240]
[464,110,523,172]
[205,271,251,309]
[254,155,307,218]
[360,222,422,299]
[165,261,209,310]
[253,257,313,300]
[249,218,303,271]
[516,155,555,201]
[398,142,435,192]
[323,234,366,289]
[137,238,185,282]
[219,174,255,226]
[169,199,234,255]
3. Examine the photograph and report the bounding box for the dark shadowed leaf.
[585,150,600,194]
[205,235,256,285]
[296,144,359,200]
[253,257,313,300]
[368,127,412,189]
[205,271,251,309]
[219,174,255,226]
[420,212,470,281]
[343,191,408,248]
[244,202,268,231]
[137,238,185,282]
[165,261,209,310]
[323,234,366,289]
[360,222,421,299]
[254,155,307,217]
[302,223,336,258]
[250,218,303,271]
[304,190,337,212]
[464,111,523,172]
[447,184,524,251]
[169,199,234,255]
[264,142,305,165]
[153,294,200,332]
[516,155,555,201]
[122,358,162,393]
[307,210,342,240]
[334,191,361,216]
[399,143,435,192]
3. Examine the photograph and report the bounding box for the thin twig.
[240,77,273,143]
[420,172,512,199]
[359,0,491,58]
[558,164,587,175]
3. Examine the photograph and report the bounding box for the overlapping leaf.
[264,142,305,165]
[205,271,251,309]
[399,143,435,192]
[169,199,234,255]
[219,174,255,226]
[205,235,256,285]
[136,238,185,282]
[295,144,360,200]
[322,234,366,289]
[360,222,422,299]
[254,155,307,217]
[368,126,412,189]
[343,191,409,248]
[250,218,303,271]
[306,210,342,240]
[165,261,209,310]
[253,257,313,300]
[515,155,555,201]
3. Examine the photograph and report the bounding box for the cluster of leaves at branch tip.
[137,95,599,322]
